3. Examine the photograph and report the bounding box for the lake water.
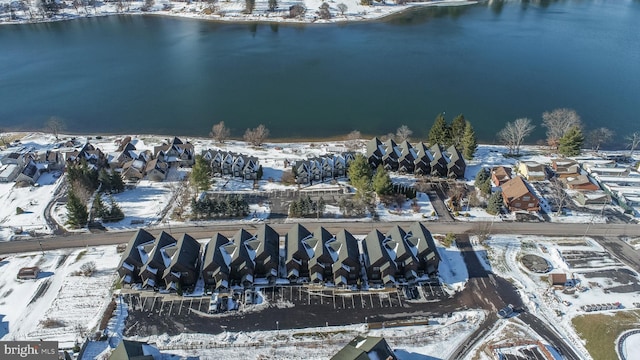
[0,1,638,143]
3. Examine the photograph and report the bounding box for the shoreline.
[0,0,476,27]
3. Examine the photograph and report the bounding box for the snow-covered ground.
[0,246,119,348]
[0,0,474,26]
[472,234,640,360]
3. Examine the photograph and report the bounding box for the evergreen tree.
[257,165,264,180]
[428,113,451,147]
[451,114,467,147]
[558,126,584,157]
[190,155,212,191]
[474,168,492,195]
[92,193,107,219]
[66,189,88,228]
[347,154,373,194]
[98,168,112,193]
[110,171,125,193]
[461,120,478,160]
[372,166,393,196]
[486,191,503,215]
[106,196,125,222]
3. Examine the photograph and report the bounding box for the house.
[121,158,147,182]
[500,176,540,212]
[586,166,631,177]
[153,137,195,167]
[445,145,466,179]
[65,143,108,169]
[243,156,260,180]
[406,222,440,278]
[331,336,397,360]
[1,152,25,166]
[251,224,280,281]
[517,161,547,181]
[17,266,40,280]
[138,231,176,289]
[397,141,416,174]
[15,159,41,185]
[551,158,580,178]
[0,163,21,182]
[330,229,361,286]
[365,137,384,169]
[429,144,447,177]
[549,273,567,287]
[306,226,336,283]
[227,229,256,286]
[108,339,158,360]
[333,154,348,177]
[145,158,169,182]
[285,224,313,281]
[574,191,610,206]
[362,229,395,286]
[381,139,400,171]
[413,142,432,176]
[162,234,202,291]
[294,161,311,185]
[562,174,600,191]
[34,150,65,171]
[383,226,416,282]
[202,233,233,291]
[117,229,157,285]
[491,166,512,187]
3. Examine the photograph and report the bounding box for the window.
[515,202,521,207]
[523,196,530,201]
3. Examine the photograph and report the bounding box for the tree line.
[497,108,640,157]
[66,161,126,228]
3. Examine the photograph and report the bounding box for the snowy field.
[0,0,474,26]
[0,246,120,348]
[474,234,640,360]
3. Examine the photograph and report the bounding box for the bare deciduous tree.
[498,118,535,155]
[586,127,614,152]
[46,116,64,141]
[337,2,347,15]
[346,130,361,151]
[243,124,270,146]
[549,178,569,216]
[210,121,231,143]
[627,132,640,157]
[395,125,413,142]
[542,108,582,149]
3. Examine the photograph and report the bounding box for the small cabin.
[17,266,40,280]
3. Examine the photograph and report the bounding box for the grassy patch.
[572,310,640,360]
[75,250,87,262]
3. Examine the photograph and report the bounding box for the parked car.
[498,304,514,319]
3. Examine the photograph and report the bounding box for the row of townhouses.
[293,152,356,184]
[366,138,466,178]
[201,149,260,180]
[117,222,441,293]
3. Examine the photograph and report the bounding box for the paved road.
[0,220,636,255]
[450,234,582,360]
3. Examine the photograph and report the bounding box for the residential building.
[517,161,547,181]
[138,232,176,289]
[491,166,512,187]
[117,229,157,285]
[445,145,466,179]
[500,176,540,212]
[551,158,580,178]
[162,234,202,291]
[331,336,397,360]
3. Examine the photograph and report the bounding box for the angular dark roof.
[286,223,312,262]
[118,229,156,268]
[202,232,232,273]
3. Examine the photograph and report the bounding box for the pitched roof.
[501,176,533,200]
